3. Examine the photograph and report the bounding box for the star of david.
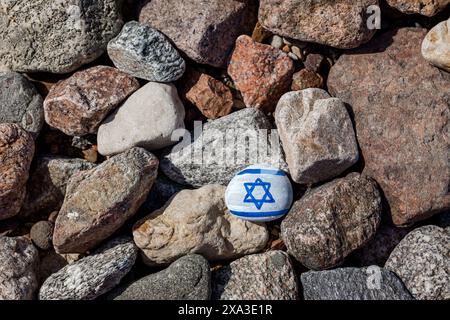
[243,178,275,210]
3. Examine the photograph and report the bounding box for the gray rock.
[0,0,123,74]
[275,89,359,185]
[53,148,159,254]
[112,254,211,300]
[212,251,298,300]
[20,156,96,220]
[140,175,187,213]
[133,185,269,266]
[281,173,382,270]
[301,267,413,300]
[98,82,186,156]
[161,108,287,187]
[0,72,44,138]
[108,21,186,82]
[0,236,39,300]
[39,237,137,300]
[385,225,450,300]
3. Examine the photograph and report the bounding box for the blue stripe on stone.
[230,209,290,218]
[237,169,286,177]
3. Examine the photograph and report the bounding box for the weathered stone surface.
[304,53,326,73]
[386,0,450,16]
[385,226,450,300]
[212,251,298,300]
[0,72,44,138]
[301,267,413,300]
[281,173,382,270]
[161,108,287,187]
[44,66,139,136]
[0,124,34,220]
[112,255,211,300]
[328,28,450,226]
[37,251,68,284]
[0,236,39,300]
[98,82,185,156]
[275,89,359,184]
[140,175,187,214]
[53,148,159,254]
[133,185,269,266]
[291,69,324,91]
[139,0,258,68]
[422,18,450,72]
[228,35,295,113]
[39,237,137,300]
[20,156,96,220]
[30,221,54,251]
[108,21,186,82]
[184,73,234,120]
[0,0,123,73]
[259,0,378,49]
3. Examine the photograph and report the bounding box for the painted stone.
[225,165,293,222]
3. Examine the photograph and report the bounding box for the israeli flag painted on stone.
[225,165,293,222]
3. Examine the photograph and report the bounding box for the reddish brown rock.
[328,28,450,226]
[386,0,450,16]
[139,0,258,68]
[44,66,140,136]
[185,73,233,120]
[228,35,295,113]
[291,69,324,91]
[304,53,326,73]
[0,124,34,220]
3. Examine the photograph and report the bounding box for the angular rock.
[53,148,159,254]
[281,173,382,270]
[304,54,326,73]
[139,0,258,68]
[0,0,123,73]
[112,254,211,300]
[422,18,450,72]
[44,66,140,136]
[385,225,450,300]
[386,0,450,16]
[161,108,287,187]
[328,28,450,226]
[30,221,54,251]
[291,69,324,91]
[140,175,187,214]
[212,251,298,300]
[0,236,39,300]
[37,251,68,284]
[98,82,185,156]
[259,0,378,49]
[108,21,186,82]
[0,124,34,220]
[133,185,269,266]
[184,73,234,120]
[275,89,359,184]
[228,35,295,113]
[301,267,413,300]
[0,72,44,138]
[20,156,96,220]
[39,237,137,300]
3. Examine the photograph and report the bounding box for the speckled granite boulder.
[53,148,159,254]
[0,124,34,220]
[385,226,450,300]
[301,267,413,300]
[212,251,298,300]
[386,0,450,16]
[281,173,382,270]
[0,72,44,138]
[259,0,378,49]
[39,237,137,300]
[108,21,186,82]
[139,0,258,68]
[0,0,123,73]
[112,255,211,300]
[0,236,39,300]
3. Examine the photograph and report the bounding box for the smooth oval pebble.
[225,165,293,222]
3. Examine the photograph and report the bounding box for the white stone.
[225,165,293,222]
[422,18,450,72]
[97,82,185,156]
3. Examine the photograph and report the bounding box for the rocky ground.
[0,0,449,301]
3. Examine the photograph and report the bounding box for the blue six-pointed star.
[243,178,275,210]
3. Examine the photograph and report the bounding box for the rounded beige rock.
[422,18,450,72]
